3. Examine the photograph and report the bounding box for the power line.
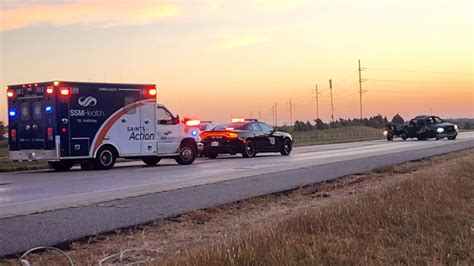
[368,90,472,94]
[366,79,471,84]
[365,67,474,75]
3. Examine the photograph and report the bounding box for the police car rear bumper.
[10,149,58,161]
[202,140,244,154]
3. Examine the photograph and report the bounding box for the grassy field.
[290,126,384,146]
[0,140,48,172]
[7,150,472,265]
[165,154,473,265]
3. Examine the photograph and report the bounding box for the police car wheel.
[242,140,256,158]
[142,157,161,166]
[281,138,293,156]
[448,135,457,140]
[95,147,117,170]
[175,142,197,165]
[207,153,218,159]
[49,161,74,171]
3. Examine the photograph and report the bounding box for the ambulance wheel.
[142,157,161,166]
[95,146,117,170]
[175,141,197,165]
[207,153,218,159]
[49,161,74,171]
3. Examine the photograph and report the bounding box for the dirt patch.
[2,149,473,265]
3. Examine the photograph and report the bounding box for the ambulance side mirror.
[173,114,180,125]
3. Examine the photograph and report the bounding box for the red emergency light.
[147,87,157,97]
[6,89,15,98]
[46,86,54,94]
[59,87,70,96]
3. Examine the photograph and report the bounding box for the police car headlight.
[436,128,444,133]
[454,124,458,131]
[383,130,388,136]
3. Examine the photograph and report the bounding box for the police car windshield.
[213,122,246,131]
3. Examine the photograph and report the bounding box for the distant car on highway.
[200,118,293,158]
[384,115,458,141]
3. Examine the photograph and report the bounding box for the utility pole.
[312,84,321,120]
[258,110,262,120]
[358,59,363,120]
[288,98,293,126]
[329,79,334,122]
[271,105,275,125]
[274,102,278,127]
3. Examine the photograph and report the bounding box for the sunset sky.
[1,0,473,125]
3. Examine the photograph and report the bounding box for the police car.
[6,81,200,171]
[200,118,293,158]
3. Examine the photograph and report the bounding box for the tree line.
[291,114,473,132]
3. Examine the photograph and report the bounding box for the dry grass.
[292,126,384,146]
[165,156,474,265]
[2,151,473,265]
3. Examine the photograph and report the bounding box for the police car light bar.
[232,118,245,123]
[186,120,201,127]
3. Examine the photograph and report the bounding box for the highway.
[0,132,473,257]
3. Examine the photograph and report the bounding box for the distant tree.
[391,114,405,125]
[305,121,313,131]
[314,118,328,130]
[464,122,472,130]
[0,121,5,141]
[294,120,302,132]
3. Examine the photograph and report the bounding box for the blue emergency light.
[45,105,54,113]
[191,130,199,137]
[9,108,17,118]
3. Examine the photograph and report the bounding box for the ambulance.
[6,81,200,171]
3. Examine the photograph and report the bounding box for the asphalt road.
[0,132,473,257]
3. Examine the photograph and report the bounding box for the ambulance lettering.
[127,126,156,141]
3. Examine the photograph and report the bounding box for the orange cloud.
[0,0,178,31]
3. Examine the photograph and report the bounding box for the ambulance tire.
[95,146,117,170]
[175,141,197,165]
[142,157,161,166]
[49,160,74,171]
[80,160,95,171]
[207,153,219,159]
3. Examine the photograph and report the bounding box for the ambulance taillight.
[47,128,53,141]
[10,129,17,142]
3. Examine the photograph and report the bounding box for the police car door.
[156,106,180,154]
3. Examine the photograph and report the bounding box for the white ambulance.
[6,81,201,171]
